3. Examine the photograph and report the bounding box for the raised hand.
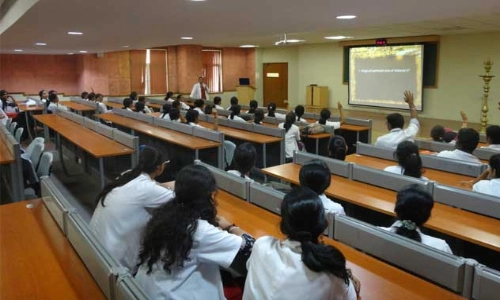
[404,91,414,105]
[337,101,343,110]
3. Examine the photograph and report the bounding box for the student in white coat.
[193,99,205,115]
[213,96,224,110]
[227,142,257,182]
[243,187,359,300]
[95,93,110,114]
[190,76,210,100]
[299,159,346,215]
[481,125,500,151]
[228,105,247,123]
[473,154,500,197]
[328,135,348,161]
[437,128,481,163]
[384,141,428,180]
[316,102,344,129]
[266,102,286,120]
[380,185,453,254]
[227,96,238,110]
[89,146,175,271]
[375,91,419,149]
[185,109,204,128]
[122,98,133,111]
[39,89,49,105]
[47,93,68,113]
[135,164,255,300]
[278,112,301,162]
[164,91,175,104]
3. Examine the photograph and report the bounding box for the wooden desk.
[262,163,500,252]
[103,101,124,110]
[216,191,464,300]
[345,154,475,189]
[34,114,134,187]
[63,101,97,115]
[0,126,24,202]
[0,138,15,165]
[0,200,105,299]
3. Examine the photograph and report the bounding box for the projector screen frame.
[347,43,425,112]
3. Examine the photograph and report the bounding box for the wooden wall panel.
[167,46,178,92]
[129,50,146,94]
[177,45,203,93]
[150,50,167,94]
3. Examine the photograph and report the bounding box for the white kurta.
[278,123,300,158]
[316,120,341,129]
[473,178,500,197]
[375,118,420,149]
[318,194,346,215]
[190,83,210,100]
[436,149,481,164]
[384,165,429,181]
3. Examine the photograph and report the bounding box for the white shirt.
[227,170,254,182]
[165,98,175,104]
[375,118,420,149]
[318,194,345,215]
[384,165,429,180]
[47,102,68,113]
[473,178,500,197]
[89,173,174,271]
[97,102,109,114]
[135,219,242,300]
[316,120,341,130]
[480,144,500,151]
[380,221,453,254]
[279,123,300,158]
[190,83,210,100]
[143,105,152,114]
[188,122,204,128]
[243,237,357,300]
[229,115,247,123]
[180,101,191,110]
[194,107,205,115]
[215,104,224,110]
[126,107,133,112]
[436,149,481,164]
[0,107,7,125]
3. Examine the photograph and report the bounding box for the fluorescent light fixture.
[286,39,304,43]
[240,45,257,48]
[181,37,193,40]
[79,50,87,53]
[336,15,356,19]
[35,42,47,46]
[67,53,74,55]
[122,45,130,48]
[68,31,83,35]
[14,49,23,52]
[190,0,206,2]
[324,36,352,40]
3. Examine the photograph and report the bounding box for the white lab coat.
[190,83,210,100]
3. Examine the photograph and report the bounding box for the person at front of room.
[190,76,210,100]
[375,91,419,149]
[436,128,481,163]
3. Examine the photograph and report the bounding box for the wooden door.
[263,63,288,108]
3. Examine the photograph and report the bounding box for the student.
[194,99,205,115]
[430,111,467,143]
[129,91,138,102]
[161,103,171,119]
[47,93,67,113]
[279,112,301,162]
[138,96,152,113]
[266,102,286,120]
[168,108,182,122]
[247,100,258,114]
[122,98,133,111]
[317,102,344,129]
[243,187,358,300]
[299,159,345,215]
[185,109,203,127]
[0,105,7,125]
[0,90,18,112]
[135,164,255,299]
[169,100,187,122]
[164,91,175,104]
[482,125,500,151]
[95,93,110,114]
[380,185,453,254]
[81,91,89,100]
[135,101,147,113]
[87,92,97,102]
[227,96,238,110]
[384,141,428,180]
[437,128,481,163]
[229,104,246,122]
[89,146,174,271]
[39,90,48,104]
[174,94,190,110]
[294,104,306,122]
[329,135,348,161]
[204,104,214,115]
[227,142,257,181]
[375,91,419,149]
[253,108,264,125]
[213,96,224,110]
[472,154,500,197]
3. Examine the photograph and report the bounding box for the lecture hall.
[0,0,499,299]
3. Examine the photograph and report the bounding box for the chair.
[5,118,12,128]
[115,274,148,300]
[37,152,53,177]
[9,121,17,134]
[29,142,45,171]
[223,141,236,170]
[472,264,500,300]
[14,127,24,142]
[23,137,45,156]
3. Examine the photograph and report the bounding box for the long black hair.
[165,91,174,100]
[267,102,276,117]
[248,100,258,113]
[280,187,350,284]
[299,159,331,195]
[394,184,434,242]
[138,164,218,274]
[489,154,500,178]
[254,108,264,125]
[395,141,422,179]
[318,109,331,125]
[230,104,241,120]
[328,135,347,161]
[430,125,445,142]
[284,112,296,133]
[95,146,164,207]
[295,105,305,121]
[233,142,257,178]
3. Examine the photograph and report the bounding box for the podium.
[306,86,329,109]
[236,86,256,105]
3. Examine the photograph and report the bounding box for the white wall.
[255,32,500,123]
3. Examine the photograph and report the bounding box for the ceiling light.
[79,50,87,53]
[35,42,47,46]
[240,45,257,48]
[324,36,352,40]
[181,37,193,40]
[336,15,356,19]
[122,45,130,48]
[67,53,74,55]
[286,39,305,43]
[68,31,83,35]
[14,49,23,52]
[190,0,206,2]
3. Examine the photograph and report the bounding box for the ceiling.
[1,0,500,54]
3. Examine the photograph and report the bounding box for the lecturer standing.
[190,77,210,100]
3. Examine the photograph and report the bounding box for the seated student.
[227,96,239,110]
[122,98,133,111]
[87,92,97,102]
[0,104,7,125]
[176,94,191,110]
[299,160,346,215]
[279,112,301,162]
[135,101,147,113]
[317,102,344,129]
[243,187,358,300]
[380,185,452,254]
[0,90,18,112]
[204,104,214,115]
[81,91,89,101]
[294,104,307,122]
[185,109,203,128]
[138,96,152,113]
[213,96,224,110]
[266,102,286,120]
[193,99,205,115]
[130,91,138,103]
[384,141,428,180]
[95,93,110,114]
[473,154,500,197]
[375,91,419,149]
[437,128,481,163]
[47,93,68,113]
[430,111,467,144]
[253,108,264,125]
[164,91,175,104]
[39,90,48,104]
[229,104,246,122]
[227,142,257,181]
[168,108,182,122]
[161,103,171,119]
[247,100,258,114]
[89,146,174,271]
[329,135,348,161]
[482,125,500,151]
[136,164,255,299]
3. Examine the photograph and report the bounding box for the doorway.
[263,63,288,108]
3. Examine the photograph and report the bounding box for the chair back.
[472,265,500,300]
[248,182,285,215]
[40,177,75,234]
[195,160,249,199]
[420,154,487,177]
[37,152,54,177]
[293,151,353,178]
[473,148,498,161]
[24,137,45,157]
[356,142,395,161]
[223,141,237,169]
[14,127,24,142]
[29,142,45,170]
[115,274,149,300]
[9,122,17,134]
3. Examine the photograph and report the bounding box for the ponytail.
[284,112,296,133]
[394,220,421,242]
[319,109,331,125]
[230,105,241,120]
[267,102,276,117]
[402,153,422,178]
